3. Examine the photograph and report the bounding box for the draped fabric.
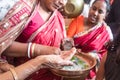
[67,16,84,38]
[67,15,113,79]
[16,4,66,47]
[0,0,36,54]
[67,15,113,59]
[74,23,112,79]
[74,24,111,58]
[14,2,66,80]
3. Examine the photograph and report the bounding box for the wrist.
[34,44,41,57]
[35,56,47,64]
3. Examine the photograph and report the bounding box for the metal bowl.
[50,53,96,79]
[61,0,84,18]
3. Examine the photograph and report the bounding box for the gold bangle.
[10,68,18,80]
[31,43,36,57]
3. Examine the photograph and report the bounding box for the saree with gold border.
[15,2,66,80]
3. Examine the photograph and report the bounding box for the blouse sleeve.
[67,16,84,38]
[67,18,77,38]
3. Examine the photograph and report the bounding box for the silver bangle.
[27,42,32,58]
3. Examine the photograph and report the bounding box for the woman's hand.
[42,47,76,69]
[61,47,76,60]
[0,62,14,73]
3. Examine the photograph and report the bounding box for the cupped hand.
[43,47,76,69]
[60,47,76,60]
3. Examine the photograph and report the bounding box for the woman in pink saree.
[14,0,68,80]
[67,0,113,79]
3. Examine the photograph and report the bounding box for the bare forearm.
[3,41,61,57]
[0,48,76,80]
[3,41,28,57]
[96,53,107,80]
[0,56,45,80]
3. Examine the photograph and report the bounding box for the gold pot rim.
[61,0,84,18]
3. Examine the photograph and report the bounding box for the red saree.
[75,23,110,54]
[0,0,36,70]
[67,16,113,79]
[0,0,36,54]
[15,2,66,80]
[67,16,113,59]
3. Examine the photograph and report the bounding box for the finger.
[76,49,81,54]
[58,60,74,66]
[61,47,76,60]
[54,48,61,55]
[67,47,76,59]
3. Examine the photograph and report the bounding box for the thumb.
[61,47,76,60]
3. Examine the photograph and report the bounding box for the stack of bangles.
[9,68,18,80]
[27,42,36,58]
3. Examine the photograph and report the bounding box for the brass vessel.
[51,53,96,80]
[61,0,84,18]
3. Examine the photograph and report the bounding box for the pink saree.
[74,23,113,59]
[0,0,36,70]
[15,2,66,80]
[0,0,36,54]
[73,21,113,79]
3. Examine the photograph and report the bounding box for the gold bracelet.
[10,68,18,80]
[31,43,36,57]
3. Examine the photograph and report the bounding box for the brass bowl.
[51,53,96,79]
[61,0,84,18]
